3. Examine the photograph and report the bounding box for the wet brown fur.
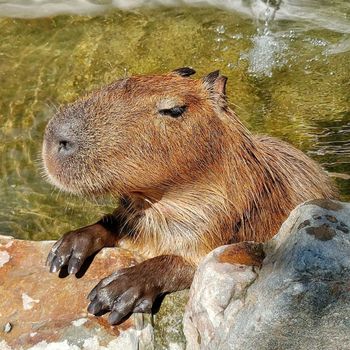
[43,69,337,266]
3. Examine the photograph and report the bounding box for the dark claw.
[50,251,72,273]
[87,284,100,301]
[87,299,106,315]
[108,310,124,325]
[133,298,153,313]
[50,256,61,273]
[46,250,56,267]
[68,256,82,275]
[46,239,63,266]
[107,292,137,325]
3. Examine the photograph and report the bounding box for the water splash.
[244,32,287,77]
[241,0,288,77]
[1,0,349,80]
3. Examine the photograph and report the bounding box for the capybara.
[42,67,337,324]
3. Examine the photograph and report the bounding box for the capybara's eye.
[159,106,187,118]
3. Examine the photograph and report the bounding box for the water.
[0,1,349,240]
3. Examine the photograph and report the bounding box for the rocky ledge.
[0,237,187,349]
[1,199,350,350]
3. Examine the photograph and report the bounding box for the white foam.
[0,0,349,34]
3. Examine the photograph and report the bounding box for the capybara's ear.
[172,67,196,77]
[202,70,228,96]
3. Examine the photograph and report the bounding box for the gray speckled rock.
[184,199,350,350]
[153,290,189,350]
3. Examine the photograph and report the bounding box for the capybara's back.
[233,134,337,243]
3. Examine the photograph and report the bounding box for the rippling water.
[0,1,349,240]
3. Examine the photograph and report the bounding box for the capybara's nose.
[45,121,78,157]
[58,139,75,155]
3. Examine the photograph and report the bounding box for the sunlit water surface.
[0,1,349,240]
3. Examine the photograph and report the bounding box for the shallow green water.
[0,5,349,240]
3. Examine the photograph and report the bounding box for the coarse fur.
[43,68,337,265]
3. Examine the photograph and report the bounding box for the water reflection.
[0,4,349,240]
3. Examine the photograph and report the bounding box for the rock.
[4,199,348,349]
[3,323,12,334]
[184,199,350,350]
[0,235,154,350]
[0,234,189,350]
[153,290,189,350]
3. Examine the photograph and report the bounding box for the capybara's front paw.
[46,224,113,275]
[87,266,159,324]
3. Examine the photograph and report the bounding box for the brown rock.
[0,235,154,349]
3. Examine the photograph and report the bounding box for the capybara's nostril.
[58,139,75,155]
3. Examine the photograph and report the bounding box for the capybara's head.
[42,68,229,197]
